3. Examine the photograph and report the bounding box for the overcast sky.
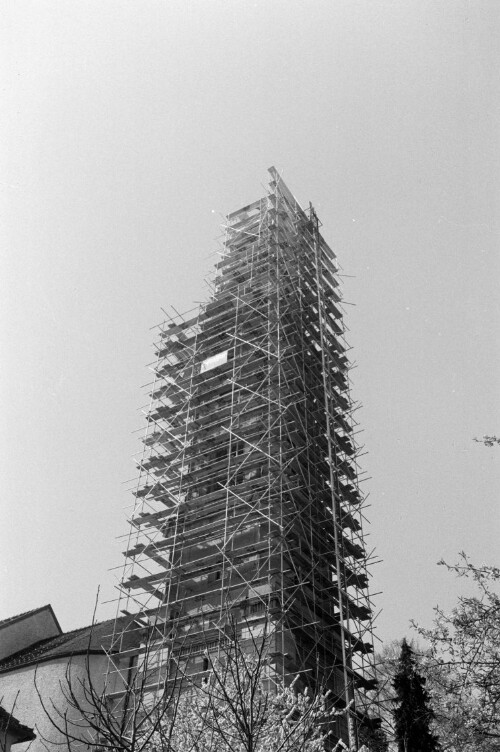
[1,0,499,645]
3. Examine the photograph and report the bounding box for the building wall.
[0,612,60,663]
[0,655,126,752]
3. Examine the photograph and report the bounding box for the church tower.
[119,168,379,746]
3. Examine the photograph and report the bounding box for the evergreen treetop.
[392,639,440,752]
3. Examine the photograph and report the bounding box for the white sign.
[200,350,228,374]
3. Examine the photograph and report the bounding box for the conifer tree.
[392,639,440,752]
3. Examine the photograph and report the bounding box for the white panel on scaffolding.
[200,350,228,373]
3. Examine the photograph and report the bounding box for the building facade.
[0,607,139,752]
[119,168,379,746]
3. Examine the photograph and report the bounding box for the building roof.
[0,617,132,674]
[0,605,61,634]
[0,706,36,742]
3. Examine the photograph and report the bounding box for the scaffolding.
[116,167,380,747]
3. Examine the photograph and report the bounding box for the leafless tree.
[33,610,363,752]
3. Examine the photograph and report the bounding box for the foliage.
[473,435,500,447]
[143,664,343,752]
[140,617,349,752]
[371,640,403,747]
[35,613,360,752]
[413,554,500,751]
[391,639,440,752]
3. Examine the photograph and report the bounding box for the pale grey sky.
[1,0,499,644]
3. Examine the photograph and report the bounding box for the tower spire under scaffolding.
[116,167,380,748]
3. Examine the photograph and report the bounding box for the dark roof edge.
[0,707,36,742]
[0,648,108,675]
